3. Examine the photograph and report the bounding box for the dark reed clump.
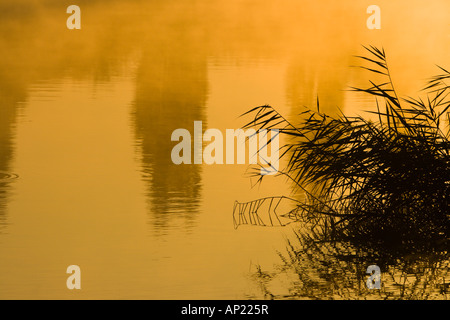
[242,46,450,252]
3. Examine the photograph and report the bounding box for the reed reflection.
[252,229,450,299]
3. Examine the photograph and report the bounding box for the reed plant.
[242,46,450,252]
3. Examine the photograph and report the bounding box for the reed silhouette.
[238,46,450,298]
[240,46,450,250]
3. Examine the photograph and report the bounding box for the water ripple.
[0,172,19,181]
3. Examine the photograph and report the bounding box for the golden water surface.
[0,0,449,299]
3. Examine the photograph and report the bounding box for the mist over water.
[0,0,449,299]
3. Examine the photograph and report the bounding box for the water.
[0,0,449,299]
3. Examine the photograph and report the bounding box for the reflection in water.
[253,229,450,299]
[133,37,208,234]
[286,49,353,118]
[0,1,132,233]
[0,62,24,232]
[284,2,361,117]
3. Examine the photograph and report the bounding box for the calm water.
[0,0,449,299]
